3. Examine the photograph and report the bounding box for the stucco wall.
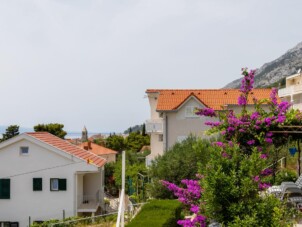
[166,98,215,149]
[0,138,100,226]
[83,172,102,197]
[147,93,160,119]
[149,134,163,159]
[100,154,116,163]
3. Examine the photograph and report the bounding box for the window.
[33,178,42,191]
[158,134,163,142]
[50,178,67,191]
[0,179,10,199]
[185,106,199,118]
[20,147,29,155]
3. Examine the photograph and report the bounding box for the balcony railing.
[278,85,302,97]
[278,87,293,97]
[293,103,302,110]
[145,119,163,133]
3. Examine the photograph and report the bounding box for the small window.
[50,178,67,191]
[33,178,42,191]
[158,134,163,142]
[20,147,29,155]
[185,106,199,118]
[0,179,10,199]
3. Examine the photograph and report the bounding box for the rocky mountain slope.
[224,42,302,88]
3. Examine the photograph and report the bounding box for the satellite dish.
[298,68,301,74]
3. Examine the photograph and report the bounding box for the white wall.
[166,98,215,149]
[77,174,84,208]
[0,138,99,227]
[83,172,102,197]
[147,93,160,119]
[149,134,163,159]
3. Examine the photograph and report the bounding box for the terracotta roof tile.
[26,132,106,167]
[78,142,118,155]
[146,89,278,111]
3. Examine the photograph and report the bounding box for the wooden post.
[29,216,31,227]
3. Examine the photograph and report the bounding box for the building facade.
[0,132,107,226]
[278,71,302,110]
[145,89,274,165]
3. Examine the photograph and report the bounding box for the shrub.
[149,136,212,199]
[275,169,297,185]
[127,200,182,227]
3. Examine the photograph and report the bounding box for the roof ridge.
[25,132,107,167]
[146,88,273,91]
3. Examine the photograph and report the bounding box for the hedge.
[127,200,182,227]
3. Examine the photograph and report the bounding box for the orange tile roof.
[146,89,277,111]
[26,132,107,167]
[78,142,118,155]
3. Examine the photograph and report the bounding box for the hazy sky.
[1,0,302,133]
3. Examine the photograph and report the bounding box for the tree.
[142,123,146,136]
[125,132,150,152]
[1,125,19,142]
[113,150,148,200]
[149,136,212,199]
[33,123,67,139]
[193,68,299,225]
[105,134,125,152]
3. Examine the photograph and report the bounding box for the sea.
[65,132,111,139]
[0,126,112,139]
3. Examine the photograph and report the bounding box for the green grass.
[127,200,182,227]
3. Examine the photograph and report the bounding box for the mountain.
[224,42,302,88]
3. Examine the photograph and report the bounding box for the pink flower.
[260,154,268,159]
[265,138,273,144]
[238,95,247,106]
[253,175,260,182]
[247,140,255,145]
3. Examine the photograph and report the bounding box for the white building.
[0,132,107,227]
[278,71,302,110]
[145,89,274,165]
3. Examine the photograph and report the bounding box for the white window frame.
[50,178,59,191]
[185,106,199,118]
[20,147,29,156]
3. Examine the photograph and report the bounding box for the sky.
[0,0,302,133]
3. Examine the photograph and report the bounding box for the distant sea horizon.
[0,126,117,139]
[65,132,112,139]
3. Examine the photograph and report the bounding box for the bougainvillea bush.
[162,68,301,226]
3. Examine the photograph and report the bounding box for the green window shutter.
[33,178,42,191]
[58,179,67,191]
[0,179,10,199]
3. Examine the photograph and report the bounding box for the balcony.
[278,87,293,97]
[278,85,302,97]
[146,119,163,133]
[77,190,101,213]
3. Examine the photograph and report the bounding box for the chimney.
[84,145,89,151]
[88,141,92,149]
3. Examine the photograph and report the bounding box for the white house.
[278,70,302,110]
[145,89,274,165]
[0,132,107,227]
